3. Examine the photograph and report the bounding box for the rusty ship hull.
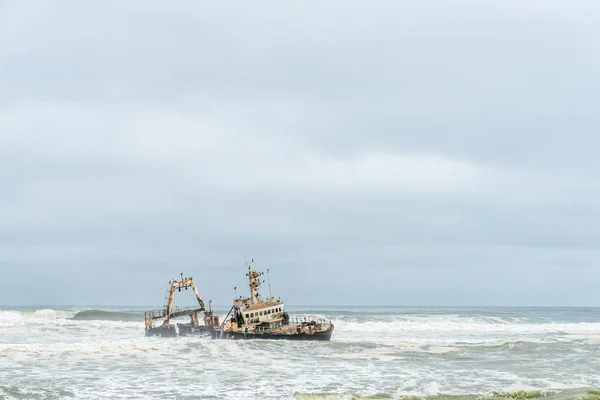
[212,328,333,341]
[146,323,211,337]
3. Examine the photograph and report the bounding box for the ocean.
[1,306,600,399]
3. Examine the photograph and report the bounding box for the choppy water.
[1,306,600,399]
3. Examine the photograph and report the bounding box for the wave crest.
[70,310,142,322]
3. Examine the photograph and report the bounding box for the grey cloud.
[1,0,599,306]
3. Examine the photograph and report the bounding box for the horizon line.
[2,304,600,308]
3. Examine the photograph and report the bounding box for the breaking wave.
[332,317,600,335]
[0,309,75,326]
[0,308,145,324]
[69,309,143,321]
[323,314,600,347]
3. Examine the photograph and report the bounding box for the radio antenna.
[267,268,272,299]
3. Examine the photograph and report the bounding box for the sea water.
[1,306,600,399]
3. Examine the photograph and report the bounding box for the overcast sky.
[1,0,599,307]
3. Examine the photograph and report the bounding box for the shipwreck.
[144,261,334,341]
[214,260,334,340]
[144,274,218,337]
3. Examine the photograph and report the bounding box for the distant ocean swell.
[68,309,143,321]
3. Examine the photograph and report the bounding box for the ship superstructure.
[214,260,334,340]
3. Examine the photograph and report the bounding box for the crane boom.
[144,273,219,337]
[163,274,208,327]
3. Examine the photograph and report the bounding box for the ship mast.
[246,259,264,304]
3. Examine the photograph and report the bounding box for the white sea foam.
[327,314,600,345]
[2,307,600,399]
[332,317,600,335]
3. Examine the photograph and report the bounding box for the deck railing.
[287,316,331,326]
[144,306,204,321]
